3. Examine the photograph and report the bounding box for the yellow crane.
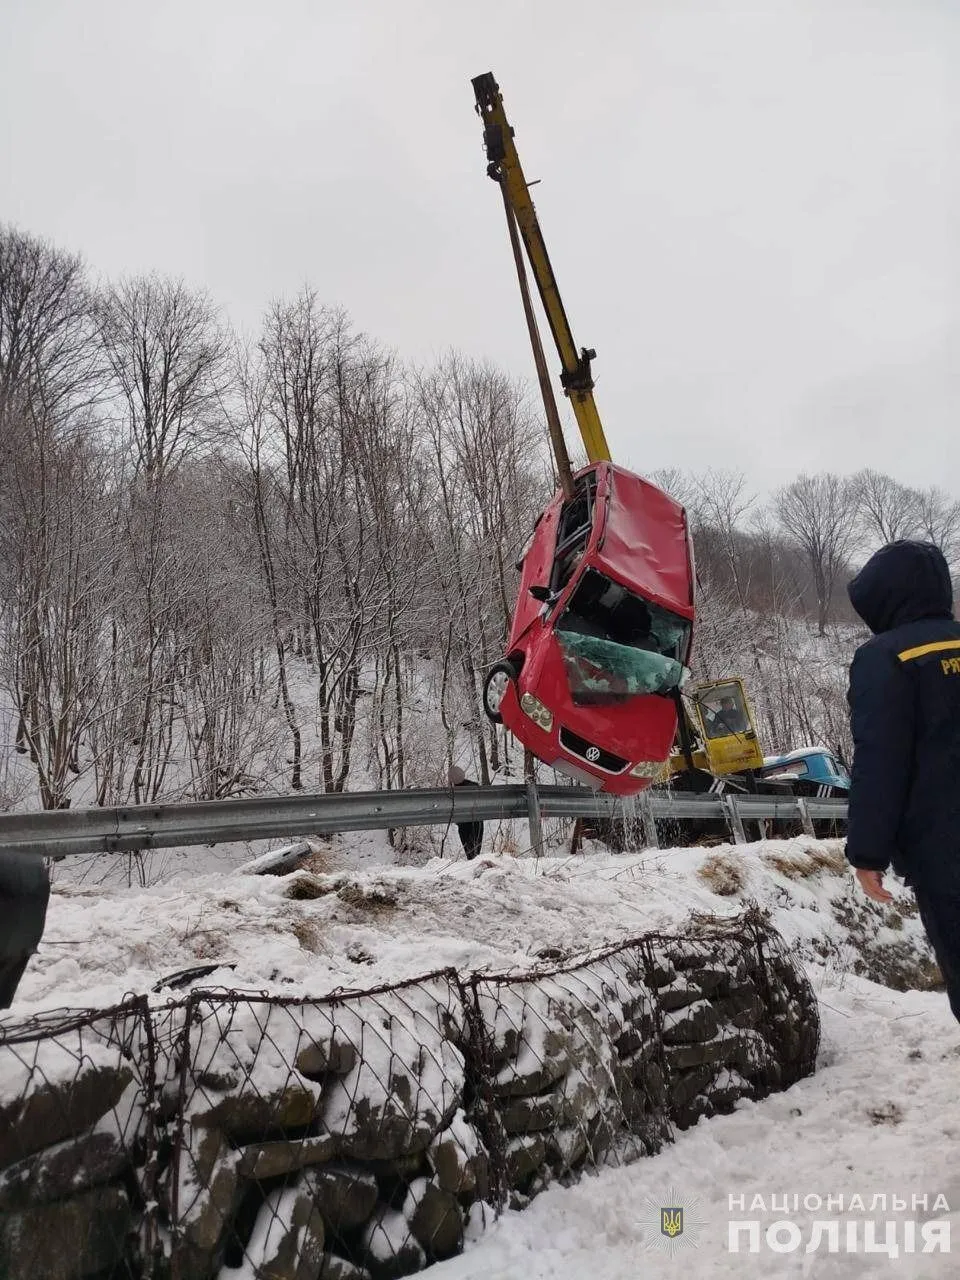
[471,71,767,791]
[472,72,611,477]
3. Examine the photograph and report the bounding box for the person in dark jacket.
[845,540,960,1019]
[448,766,484,860]
[0,852,50,1009]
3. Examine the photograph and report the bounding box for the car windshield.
[555,568,690,706]
[764,759,809,780]
[695,682,751,740]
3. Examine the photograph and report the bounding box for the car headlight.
[520,691,554,731]
[630,760,666,779]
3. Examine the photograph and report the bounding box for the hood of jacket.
[847,540,953,635]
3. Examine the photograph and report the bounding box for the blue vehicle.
[760,747,850,798]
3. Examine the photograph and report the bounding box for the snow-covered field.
[9,833,956,1277]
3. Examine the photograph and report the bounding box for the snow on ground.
[51,823,403,888]
[16,834,928,1014]
[7,833,954,1276]
[435,981,960,1280]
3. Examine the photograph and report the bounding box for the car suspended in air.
[482,461,696,795]
[471,74,696,793]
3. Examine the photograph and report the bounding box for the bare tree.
[350,363,427,794]
[96,274,227,483]
[413,355,549,782]
[232,343,305,791]
[915,486,960,561]
[692,470,756,610]
[730,516,814,751]
[852,469,921,546]
[258,294,384,793]
[113,484,193,805]
[0,224,100,435]
[0,421,118,807]
[177,585,283,800]
[774,473,861,635]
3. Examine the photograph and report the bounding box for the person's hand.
[855,867,893,904]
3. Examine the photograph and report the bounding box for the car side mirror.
[529,585,552,603]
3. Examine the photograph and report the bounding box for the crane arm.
[472,72,612,465]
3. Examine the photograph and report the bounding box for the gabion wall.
[0,909,818,1279]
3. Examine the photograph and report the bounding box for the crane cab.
[689,679,765,774]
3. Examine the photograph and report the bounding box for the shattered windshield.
[555,568,690,706]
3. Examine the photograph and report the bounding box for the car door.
[550,471,599,594]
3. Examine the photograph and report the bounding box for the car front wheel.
[483,660,519,724]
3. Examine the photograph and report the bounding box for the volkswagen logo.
[585,746,601,763]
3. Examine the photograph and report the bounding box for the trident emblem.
[661,1207,684,1238]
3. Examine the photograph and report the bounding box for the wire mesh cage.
[0,908,819,1279]
[164,971,482,1280]
[0,997,157,1279]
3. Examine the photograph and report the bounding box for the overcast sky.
[2,0,957,495]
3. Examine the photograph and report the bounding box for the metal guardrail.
[0,785,848,859]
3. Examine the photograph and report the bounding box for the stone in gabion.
[360,1204,426,1280]
[500,1094,558,1136]
[661,1000,720,1046]
[318,1256,373,1280]
[0,1129,128,1209]
[0,1185,132,1280]
[246,1184,326,1280]
[426,1111,488,1201]
[296,1038,358,1081]
[301,1165,379,1232]
[643,960,677,988]
[404,1178,464,1260]
[0,1063,134,1168]
[686,966,732,996]
[504,1134,547,1191]
[668,1063,715,1109]
[657,981,704,1012]
[712,991,765,1030]
[237,1133,340,1181]
[663,1031,742,1072]
[192,1084,319,1142]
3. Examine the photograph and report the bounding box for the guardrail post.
[796,796,816,838]
[722,794,747,845]
[526,778,545,858]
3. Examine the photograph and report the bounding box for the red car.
[483,462,695,795]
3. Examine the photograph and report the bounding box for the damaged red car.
[483,462,695,795]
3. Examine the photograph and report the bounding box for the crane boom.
[472,72,612,465]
